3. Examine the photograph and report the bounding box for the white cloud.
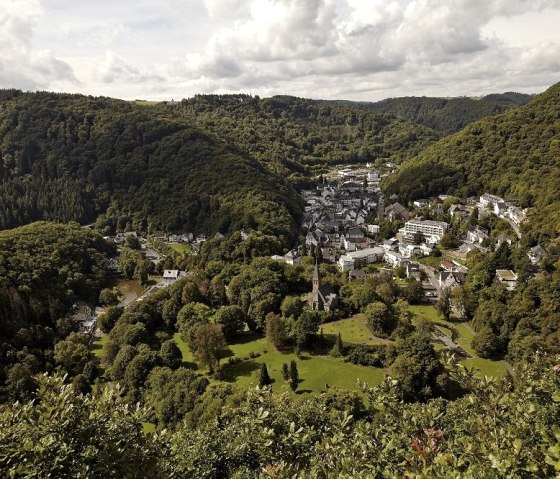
[0,0,76,90]
[94,51,163,84]
[4,0,560,100]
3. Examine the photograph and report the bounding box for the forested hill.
[162,94,439,181]
[383,81,560,241]
[366,93,532,134]
[0,91,301,242]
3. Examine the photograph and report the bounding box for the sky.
[1,0,560,101]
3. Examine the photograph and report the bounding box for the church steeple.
[313,260,321,291]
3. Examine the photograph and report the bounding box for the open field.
[321,315,384,345]
[173,332,384,393]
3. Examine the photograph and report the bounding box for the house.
[366,224,380,234]
[382,238,399,251]
[384,251,409,268]
[284,250,301,265]
[320,247,337,263]
[163,269,180,285]
[440,259,458,272]
[413,199,429,208]
[384,202,411,222]
[399,244,423,258]
[214,232,225,239]
[406,262,422,280]
[348,269,367,281]
[308,262,338,312]
[507,206,528,226]
[338,255,355,272]
[495,234,512,247]
[494,201,508,217]
[528,245,548,265]
[479,193,504,209]
[439,271,467,289]
[495,269,518,290]
[467,226,488,245]
[458,242,478,255]
[449,204,467,218]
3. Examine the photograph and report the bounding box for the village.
[272,165,549,302]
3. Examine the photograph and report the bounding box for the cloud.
[94,51,163,84]
[5,0,560,101]
[0,0,76,90]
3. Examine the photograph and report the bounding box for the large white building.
[338,247,385,272]
[404,219,448,238]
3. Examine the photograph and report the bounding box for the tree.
[281,363,290,381]
[280,296,304,319]
[192,324,227,373]
[96,306,123,333]
[134,259,151,287]
[330,332,344,357]
[266,313,287,348]
[288,360,299,392]
[403,279,424,304]
[82,361,98,383]
[436,287,452,321]
[214,305,245,340]
[292,310,321,347]
[258,363,272,388]
[53,333,90,376]
[471,326,501,358]
[364,302,395,338]
[160,340,183,369]
[99,288,119,306]
[177,302,213,349]
[413,231,425,245]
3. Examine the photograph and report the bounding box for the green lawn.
[321,315,382,345]
[409,305,508,377]
[91,335,109,360]
[168,243,192,254]
[173,332,384,394]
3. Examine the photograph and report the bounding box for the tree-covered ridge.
[366,94,529,134]
[0,91,301,241]
[384,81,560,241]
[164,94,439,181]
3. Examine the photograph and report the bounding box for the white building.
[479,193,504,208]
[495,270,518,291]
[338,247,385,272]
[163,270,180,285]
[404,219,448,238]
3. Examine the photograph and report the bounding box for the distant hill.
[0,92,302,242]
[383,82,560,241]
[163,94,439,179]
[482,91,534,106]
[365,94,532,134]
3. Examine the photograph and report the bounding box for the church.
[308,262,338,312]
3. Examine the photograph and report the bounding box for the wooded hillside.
[0,92,302,241]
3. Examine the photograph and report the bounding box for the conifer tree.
[258,363,272,388]
[289,360,299,392]
[330,332,344,357]
[281,363,290,381]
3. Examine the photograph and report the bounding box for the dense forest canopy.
[384,81,560,241]
[365,93,532,134]
[0,91,302,241]
[163,94,439,179]
[0,221,112,401]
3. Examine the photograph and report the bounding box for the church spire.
[313,260,321,291]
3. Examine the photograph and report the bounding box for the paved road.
[419,264,441,295]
